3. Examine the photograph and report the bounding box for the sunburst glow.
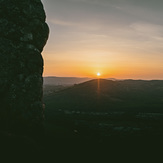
[97,72,101,77]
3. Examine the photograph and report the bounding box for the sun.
[97,72,101,77]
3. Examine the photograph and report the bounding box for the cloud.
[48,17,103,31]
[49,18,77,26]
[131,23,163,34]
[130,22,163,40]
[68,0,88,2]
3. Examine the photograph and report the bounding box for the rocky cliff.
[0,0,49,138]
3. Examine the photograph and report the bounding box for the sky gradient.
[42,0,163,79]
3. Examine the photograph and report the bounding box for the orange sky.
[42,0,163,79]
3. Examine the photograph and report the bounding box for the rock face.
[0,0,49,138]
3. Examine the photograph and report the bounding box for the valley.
[43,79,163,141]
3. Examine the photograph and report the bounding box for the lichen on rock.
[0,0,49,138]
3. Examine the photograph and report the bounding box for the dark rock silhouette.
[0,0,49,138]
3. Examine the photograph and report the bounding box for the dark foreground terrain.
[2,79,162,161]
[41,79,163,161]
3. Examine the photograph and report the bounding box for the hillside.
[44,79,163,112]
[43,79,163,152]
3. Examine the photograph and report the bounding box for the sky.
[41,0,163,79]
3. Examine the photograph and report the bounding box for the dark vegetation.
[44,79,163,112]
[42,79,163,160]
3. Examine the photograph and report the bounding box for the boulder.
[0,0,49,138]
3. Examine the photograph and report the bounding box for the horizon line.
[43,76,163,80]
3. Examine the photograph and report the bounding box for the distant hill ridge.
[43,76,92,85]
[43,76,119,85]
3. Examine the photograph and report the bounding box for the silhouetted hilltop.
[44,79,163,112]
